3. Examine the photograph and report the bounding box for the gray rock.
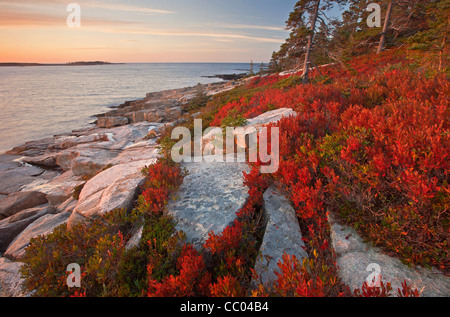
[243,108,297,128]
[167,155,250,248]
[0,258,27,297]
[56,145,118,177]
[0,205,55,252]
[328,213,450,297]
[0,165,45,195]
[97,116,129,128]
[67,159,156,229]
[54,123,159,177]
[125,110,160,123]
[0,191,48,220]
[106,122,161,148]
[253,186,308,285]
[108,140,159,166]
[49,132,114,151]
[56,197,78,213]
[0,155,22,171]
[18,171,64,199]
[22,153,59,168]
[125,226,144,251]
[201,108,297,155]
[6,137,55,157]
[44,171,85,207]
[4,212,70,261]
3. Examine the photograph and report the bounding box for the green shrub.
[220,109,247,128]
[20,208,140,297]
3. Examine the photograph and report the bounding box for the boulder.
[4,212,71,261]
[201,108,297,154]
[22,153,59,168]
[19,171,63,197]
[166,154,250,248]
[67,159,157,229]
[108,140,159,166]
[253,186,308,285]
[0,191,48,220]
[125,110,162,124]
[97,116,129,128]
[44,171,85,207]
[244,108,297,128]
[48,133,114,151]
[55,123,159,177]
[0,258,27,297]
[125,226,144,251]
[106,122,161,148]
[0,154,22,172]
[163,107,182,122]
[6,137,56,157]
[56,145,117,177]
[0,205,56,252]
[56,197,78,213]
[328,212,450,297]
[0,165,45,195]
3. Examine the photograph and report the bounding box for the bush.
[20,208,140,297]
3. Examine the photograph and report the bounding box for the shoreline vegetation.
[0,0,448,299]
[1,47,448,298]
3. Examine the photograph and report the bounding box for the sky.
[0,0,305,63]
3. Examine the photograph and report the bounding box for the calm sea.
[0,63,252,153]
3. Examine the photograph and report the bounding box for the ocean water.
[0,63,252,153]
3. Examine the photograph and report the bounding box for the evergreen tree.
[339,0,439,55]
[271,0,449,73]
[377,0,393,53]
[407,0,450,71]
[270,0,347,77]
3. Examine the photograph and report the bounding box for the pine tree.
[333,0,437,56]
[407,0,450,71]
[274,0,347,81]
[271,0,448,73]
[377,0,393,53]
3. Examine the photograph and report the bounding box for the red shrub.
[147,245,211,297]
[141,162,186,215]
[209,275,246,297]
[204,220,244,255]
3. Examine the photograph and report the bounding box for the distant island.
[202,73,248,80]
[66,61,115,66]
[0,61,123,67]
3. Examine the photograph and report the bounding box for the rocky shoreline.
[0,80,241,295]
[0,77,449,297]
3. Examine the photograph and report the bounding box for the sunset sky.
[0,0,301,63]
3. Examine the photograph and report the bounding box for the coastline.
[0,63,254,154]
[0,62,124,67]
[3,79,239,157]
[0,79,243,274]
[0,77,240,210]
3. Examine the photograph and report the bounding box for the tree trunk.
[439,36,446,72]
[439,15,449,71]
[302,0,321,83]
[377,0,393,54]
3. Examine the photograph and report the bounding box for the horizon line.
[0,61,268,65]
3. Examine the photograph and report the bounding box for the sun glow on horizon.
[0,0,295,63]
